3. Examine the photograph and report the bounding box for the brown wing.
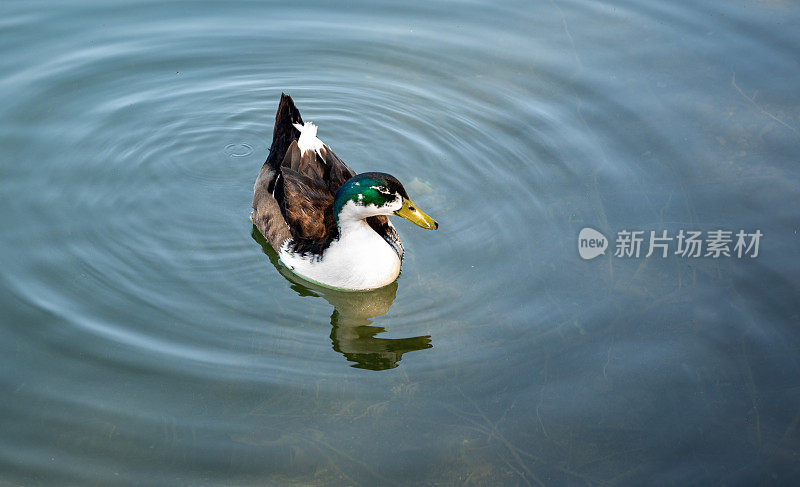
[283,139,356,193]
[321,145,356,193]
[252,163,292,251]
[279,167,337,243]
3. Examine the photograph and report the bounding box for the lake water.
[2,0,799,485]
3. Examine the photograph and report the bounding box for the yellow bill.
[394,198,438,230]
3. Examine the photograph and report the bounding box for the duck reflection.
[252,226,432,370]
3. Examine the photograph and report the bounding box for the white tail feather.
[292,122,324,154]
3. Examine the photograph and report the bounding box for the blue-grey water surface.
[2,0,800,485]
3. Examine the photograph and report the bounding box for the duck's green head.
[333,172,438,230]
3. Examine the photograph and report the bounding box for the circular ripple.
[224,143,254,157]
[0,0,696,385]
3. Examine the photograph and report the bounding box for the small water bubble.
[224,143,254,158]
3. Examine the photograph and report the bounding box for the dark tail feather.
[266,93,303,171]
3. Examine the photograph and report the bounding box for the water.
[1,0,799,484]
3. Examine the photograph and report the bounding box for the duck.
[252,94,438,291]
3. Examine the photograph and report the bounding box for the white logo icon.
[578,228,608,260]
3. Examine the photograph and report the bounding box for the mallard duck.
[252,94,438,291]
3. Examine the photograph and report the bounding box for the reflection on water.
[252,227,432,370]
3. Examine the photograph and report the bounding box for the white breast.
[278,220,401,290]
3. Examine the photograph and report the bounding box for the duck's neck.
[335,201,381,236]
[335,218,377,248]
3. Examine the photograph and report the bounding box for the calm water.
[2,0,799,485]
